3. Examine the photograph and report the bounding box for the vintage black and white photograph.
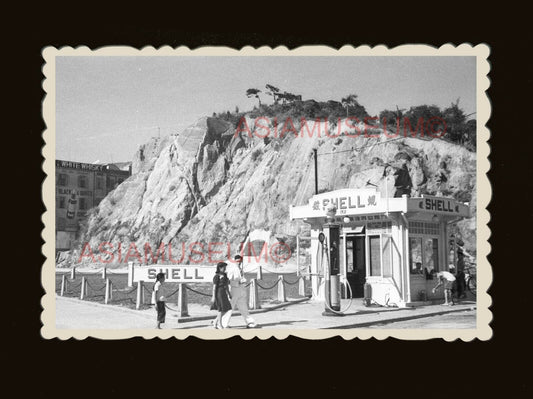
[42,45,491,339]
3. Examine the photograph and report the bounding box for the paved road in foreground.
[367,310,475,328]
[55,296,476,330]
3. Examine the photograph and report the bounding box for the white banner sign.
[132,265,215,283]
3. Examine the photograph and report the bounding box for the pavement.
[55,295,476,330]
[366,311,476,329]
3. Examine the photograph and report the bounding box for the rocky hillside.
[70,115,476,266]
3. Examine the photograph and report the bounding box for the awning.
[352,225,365,234]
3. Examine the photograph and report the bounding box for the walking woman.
[210,262,232,329]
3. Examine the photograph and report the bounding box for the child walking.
[210,262,232,329]
[152,272,166,329]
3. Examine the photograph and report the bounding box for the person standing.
[210,262,232,329]
[393,162,413,197]
[221,255,258,328]
[456,240,467,299]
[152,272,166,329]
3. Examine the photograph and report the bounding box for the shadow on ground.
[176,319,308,329]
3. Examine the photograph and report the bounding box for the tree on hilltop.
[265,84,281,104]
[341,94,360,117]
[278,91,301,105]
[246,88,262,107]
[341,94,368,118]
[442,98,475,147]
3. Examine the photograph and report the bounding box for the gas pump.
[318,224,353,316]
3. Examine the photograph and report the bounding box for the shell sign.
[309,189,381,214]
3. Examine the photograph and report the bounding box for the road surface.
[368,310,475,328]
[56,296,476,330]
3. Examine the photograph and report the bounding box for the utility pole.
[313,148,318,194]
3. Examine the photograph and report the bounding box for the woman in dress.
[211,262,232,329]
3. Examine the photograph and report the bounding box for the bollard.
[249,279,261,310]
[151,284,156,305]
[277,275,286,302]
[257,265,263,280]
[298,276,306,297]
[60,274,66,296]
[104,278,110,304]
[71,267,76,280]
[136,281,143,310]
[127,262,134,287]
[177,283,189,317]
[102,267,107,280]
[80,276,86,300]
[141,281,146,305]
[296,235,300,277]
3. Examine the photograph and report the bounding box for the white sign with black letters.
[132,265,215,283]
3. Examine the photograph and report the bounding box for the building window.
[106,175,115,189]
[58,196,66,209]
[424,238,439,273]
[57,174,68,186]
[78,175,87,188]
[369,235,381,276]
[409,237,439,275]
[409,237,423,274]
[96,177,103,190]
[409,221,439,235]
[382,236,392,277]
[345,237,353,272]
[79,197,86,210]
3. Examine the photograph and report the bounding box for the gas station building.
[289,188,470,307]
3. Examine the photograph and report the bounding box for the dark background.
[13,6,531,397]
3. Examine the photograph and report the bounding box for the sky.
[56,56,476,164]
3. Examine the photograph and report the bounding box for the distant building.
[56,159,132,252]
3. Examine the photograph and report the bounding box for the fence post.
[298,276,306,297]
[249,279,261,310]
[277,275,286,302]
[257,265,263,280]
[71,267,76,280]
[104,278,110,304]
[136,281,143,310]
[127,261,134,287]
[60,274,66,296]
[102,267,107,280]
[177,283,189,317]
[80,276,86,300]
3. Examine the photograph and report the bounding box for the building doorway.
[346,235,366,298]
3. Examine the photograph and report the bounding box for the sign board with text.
[132,265,216,283]
[407,195,470,217]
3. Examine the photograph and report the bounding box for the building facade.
[290,188,470,307]
[56,159,131,252]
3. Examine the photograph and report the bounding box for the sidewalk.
[55,295,476,330]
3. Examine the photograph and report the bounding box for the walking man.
[221,255,258,328]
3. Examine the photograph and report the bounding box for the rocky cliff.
[71,116,476,266]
